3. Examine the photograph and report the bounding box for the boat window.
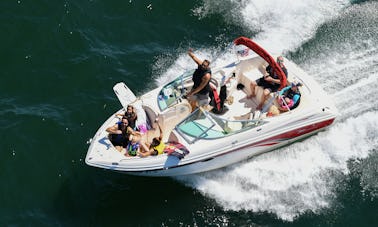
[176,108,266,144]
[157,70,194,111]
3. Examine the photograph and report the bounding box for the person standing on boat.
[249,56,288,110]
[187,49,211,111]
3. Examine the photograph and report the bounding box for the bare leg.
[189,99,197,112]
[115,145,123,152]
[248,81,257,98]
[257,88,270,110]
[140,142,150,153]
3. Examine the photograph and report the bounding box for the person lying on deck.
[139,123,165,157]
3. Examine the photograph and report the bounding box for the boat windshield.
[176,108,266,144]
[157,70,194,111]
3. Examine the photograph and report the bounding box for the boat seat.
[224,121,243,133]
[158,102,191,141]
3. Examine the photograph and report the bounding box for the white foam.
[177,111,378,220]
[194,0,349,53]
[154,0,378,221]
[301,36,378,121]
[153,47,239,87]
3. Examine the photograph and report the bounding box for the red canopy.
[234,36,287,90]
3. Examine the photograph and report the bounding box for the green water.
[1,0,377,226]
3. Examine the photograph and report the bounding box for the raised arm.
[188,49,203,66]
[106,124,121,134]
[157,123,163,141]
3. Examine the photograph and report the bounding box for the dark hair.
[237,83,245,90]
[291,82,303,87]
[150,137,160,147]
[151,149,158,156]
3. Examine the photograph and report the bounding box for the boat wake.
[155,0,378,221]
[177,111,378,220]
[192,0,349,53]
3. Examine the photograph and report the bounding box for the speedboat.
[85,37,338,177]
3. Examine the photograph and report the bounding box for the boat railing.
[205,110,266,134]
[175,107,266,144]
[157,70,194,111]
[175,108,217,144]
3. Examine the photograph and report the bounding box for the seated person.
[248,56,288,110]
[116,105,138,130]
[106,117,133,152]
[139,123,165,157]
[277,82,302,111]
[125,132,142,157]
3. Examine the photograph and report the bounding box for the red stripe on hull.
[211,118,336,158]
[253,118,336,147]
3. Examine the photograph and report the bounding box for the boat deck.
[221,88,258,120]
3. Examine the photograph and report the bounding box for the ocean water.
[1,0,377,226]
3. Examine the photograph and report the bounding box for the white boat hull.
[85,42,338,177]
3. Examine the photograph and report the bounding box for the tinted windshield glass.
[176,108,266,144]
[157,70,193,111]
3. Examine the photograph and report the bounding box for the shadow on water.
[51,168,194,225]
[50,166,284,226]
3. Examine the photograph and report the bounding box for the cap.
[277,56,284,63]
[291,82,302,87]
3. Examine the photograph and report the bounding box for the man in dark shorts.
[248,56,288,110]
[187,49,211,111]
